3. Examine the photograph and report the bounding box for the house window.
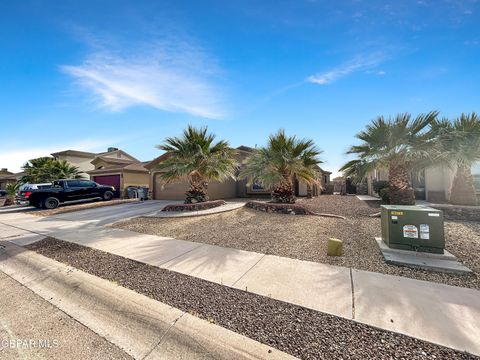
[252,182,265,191]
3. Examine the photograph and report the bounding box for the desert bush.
[373,180,389,194]
[379,187,390,203]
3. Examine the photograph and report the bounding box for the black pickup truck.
[28,179,116,209]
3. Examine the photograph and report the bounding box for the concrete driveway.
[48,200,172,226]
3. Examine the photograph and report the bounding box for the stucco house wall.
[51,152,97,178]
[424,165,455,203]
[123,171,150,188]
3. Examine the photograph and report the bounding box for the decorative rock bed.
[161,200,226,212]
[430,204,480,222]
[245,201,315,215]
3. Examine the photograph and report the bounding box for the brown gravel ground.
[113,196,480,289]
[30,198,139,216]
[299,195,382,218]
[26,238,478,360]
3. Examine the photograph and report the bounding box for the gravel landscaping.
[30,199,140,216]
[299,195,382,218]
[113,196,480,289]
[26,238,478,360]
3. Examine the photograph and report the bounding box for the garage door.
[93,175,121,198]
[154,174,189,200]
[154,174,237,200]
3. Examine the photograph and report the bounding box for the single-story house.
[0,168,17,190]
[47,145,331,200]
[365,164,480,203]
[0,169,25,190]
[145,145,331,201]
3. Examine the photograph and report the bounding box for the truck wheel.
[103,191,114,201]
[43,197,60,209]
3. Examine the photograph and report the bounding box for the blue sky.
[1,0,479,175]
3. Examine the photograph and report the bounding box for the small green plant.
[379,187,390,203]
[5,182,20,205]
[372,180,389,194]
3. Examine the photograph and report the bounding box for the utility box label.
[403,225,418,238]
[420,224,430,239]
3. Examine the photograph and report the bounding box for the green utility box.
[381,205,445,254]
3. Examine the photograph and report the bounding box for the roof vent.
[107,147,118,152]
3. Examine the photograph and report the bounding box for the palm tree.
[22,157,83,183]
[340,112,438,205]
[156,125,238,203]
[52,160,84,180]
[5,182,20,205]
[240,129,322,203]
[431,113,480,205]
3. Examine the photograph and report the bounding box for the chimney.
[107,147,119,152]
[1,168,7,172]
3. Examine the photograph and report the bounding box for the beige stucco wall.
[123,171,150,188]
[92,159,114,170]
[298,180,308,196]
[152,173,237,200]
[103,151,136,161]
[207,179,237,199]
[425,165,455,202]
[366,168,388,197]
[55,155,95,178]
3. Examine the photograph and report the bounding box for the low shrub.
[162,200,226,212]
[372,180,389,194]
[245,201,314,215]
[379,187,390,203]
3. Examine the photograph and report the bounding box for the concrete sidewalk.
[0,213,479,356]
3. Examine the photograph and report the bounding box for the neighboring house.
[51,147,149,198]
[51,150,99,178]
[145,145,331,201]
[0,168,17,190]
[365,164,480,203]
[86,149,149,198]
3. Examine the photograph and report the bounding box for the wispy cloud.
[0,138,120,172]
[61,39,225,119]
[307,53,387,85]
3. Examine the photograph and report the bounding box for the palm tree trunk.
[271,176,296,203]
[186,173,209,203]
[450,165,478,206]
[389,162,415,205]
